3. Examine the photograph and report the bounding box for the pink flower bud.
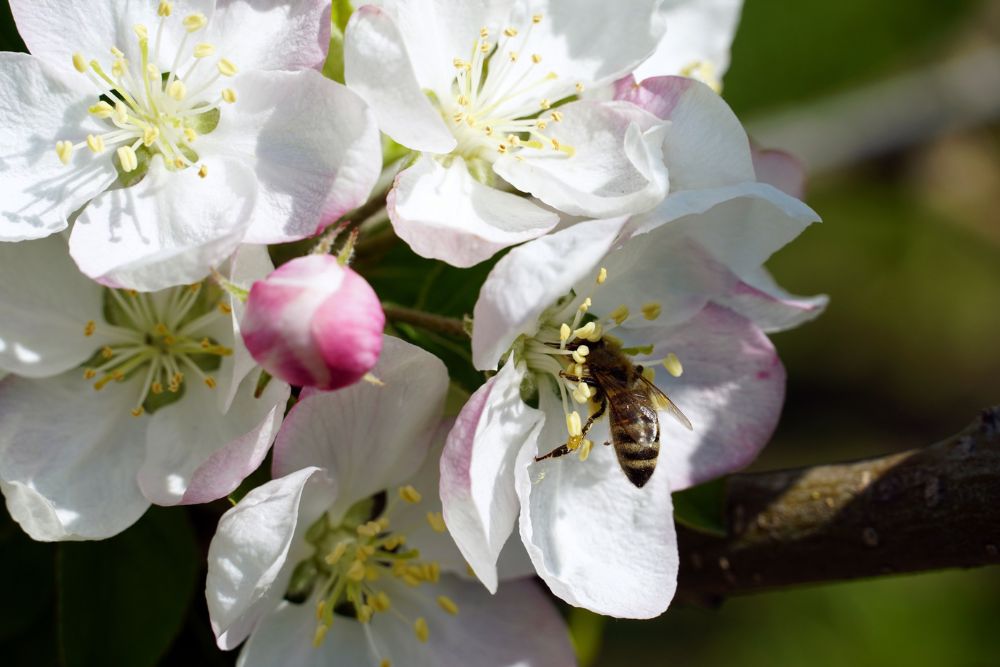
[242,255,385,390]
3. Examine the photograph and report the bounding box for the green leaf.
[672,478,727,537]
[568,607,606,667]
[57,507,199,667]
[322,0,354,84]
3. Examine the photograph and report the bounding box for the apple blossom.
[242,254,385,391]
[344,0,671,267]
[207,336,573,667]
[0,238,289,541]
[1,0,381,291]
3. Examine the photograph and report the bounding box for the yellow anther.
[357,520,382,537]
[221,87,237,103]
[143,126,160,147]
[145,63,160,81]
[508,51,518,62]
[480,27,489,38]
[532,53,542,64]
[346,559,366,582]
[72,52,87,73]
[571,345,589,364]
[567,410,582,437]
[134,24,148,40]
[437,595,459,616]
[131,406,144,417]
[112,59,126,78]
[399,485,422,504]
[204,376,217,389]
[151,382,164,395]
[112,371,125,382]
[426,511,446,533]
[571,384,590,404]
[642,366,656,383]
[89,101,114,118]
[535,120,548,130]
[365,564,380,581]
[357,604,373,624]
[84,320,96,336]
[597,267,608,284]
[609,305,629,325]
[457,94,470,106]
[414,617,429,643]
[573,322,597,341]
[113,102,129,124]
[217,58,238,77]
[380,661,391,667]
[101,346,114,359]
[559,323,571,342]
[110,46,125,58]
[86,134,105,154]
[578,439,593,461]
[371,591,391,612]
[532,13,543,23]
[173,157,186,169]
[497,143,508,154]
[453,57,466,68]
[550,111,563,122]
[480,41,491,54]
[55,141,74,165]
[324,541,348,566]
[663,353,683,378]
[198,164,208,178]
[539,98,551,110]
[641,302,662,320]
[167,80,186,101]
[504,27,518,37]
[117,146,139,172]
[183,12,207,32]
[193,42,215,58]
[158,2,173,17]
[578,297,592,313]
[484,125,494,136]
[183,127,198,143]
[576,82,585,92]
[312,623,329,648]
[426,562,441,582]
[83,369,97,380]
[217,302,232,314]
[573,363,585,378]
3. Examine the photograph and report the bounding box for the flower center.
[443,13,579,165]
[56,1,237,179]
[521,267,684,455]
[81,282,232,416]
[286,486,458,664]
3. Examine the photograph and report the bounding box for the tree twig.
[383,305,468,338]
[675,406,1000,605]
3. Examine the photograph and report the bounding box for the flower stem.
[383,305,468,338]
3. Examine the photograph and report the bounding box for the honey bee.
[535,337,692,488]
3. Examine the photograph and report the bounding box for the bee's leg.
[558,370,597,386]
[534,443,575,461]
[579,396,607,438]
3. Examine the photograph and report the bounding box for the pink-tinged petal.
[272,336,448,519]
[0,53,118,242]
[242,255,384,391]
[751,145,808,199]
[616,76,755,191]
[637,304,786,490]
[69,155,256,292]
[139,369,290,506]
[209,0,331,72]
[440,359,543,592]
[207,467,336,650]
[206,70,381,244]
[0,235,110,378]
[495,101,669,218]
[716,266,829,334]
[0,373,149,541]
[344,5,457,153]
[633,0,744,82]
[516,390,679,618]
[388,156,558,268]
[472,217,626,370]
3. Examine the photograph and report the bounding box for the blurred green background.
[2,0,999,665]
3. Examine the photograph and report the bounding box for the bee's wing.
[638,375,693,431]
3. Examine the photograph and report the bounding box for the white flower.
[1,0,381,291]
[440,81,826,617]
[207,336,574,667]
[632,0,745,91]
[0,237,289,540]
[344,0,671,267]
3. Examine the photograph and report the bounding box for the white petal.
[532,0,666,85]
[69,155,256,292]
[206,70,382,244]
[635,305,786,490]
[207,466,336,650]
[344,5,456,153]
[516,390,678,618]
[388,156,558,268]
[272,336,448,520]
[0,53,118,241]
[0,235,109,377]
[0,373,149,541]
[629,181,820,280]
[616,76,755,190]
[139,369,290,506]
[633,0,744,82]
[218,244,274,411]
[752,146,807,198]
[440,360,543,592]
[715,266,829,333]
[471,217,626,370]
[208,0,331,72]
[495,101,668,218]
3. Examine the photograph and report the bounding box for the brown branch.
[383,305,468,338]
[676,406,1000,605]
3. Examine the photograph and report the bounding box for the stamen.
[663,353,683,378]
[55,141,74,165]
[425,512,446,533]
[217,58,238,77]
[414,617,429,643]
[72,53,87,73]
[437,596,459,615]
[641,302,662,320]
[182,13,207,32]
[399,486,422,504]
[193,42,215,58]
[158,1,173,17]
